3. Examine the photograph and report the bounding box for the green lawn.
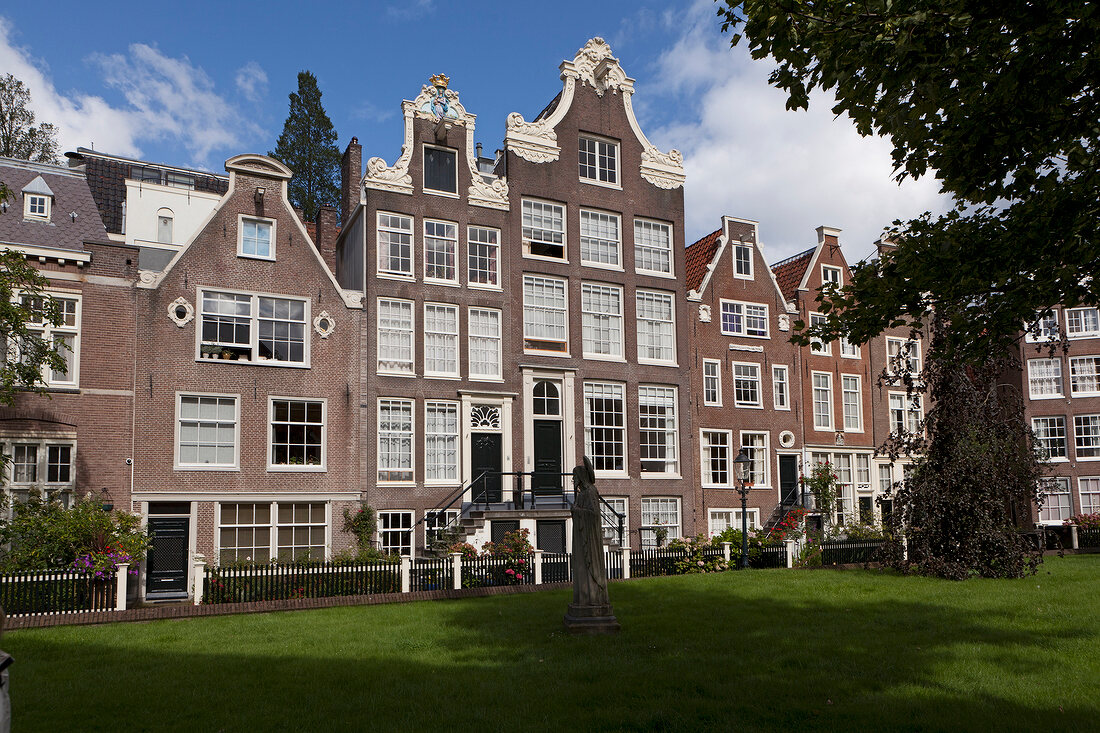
[7,555,1100,732]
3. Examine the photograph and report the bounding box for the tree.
[718,2,1099,361]
[0,74,60,164]
[269,71,341,222]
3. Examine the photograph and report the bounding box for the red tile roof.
[770,246,816,301]
[685,228,722,292]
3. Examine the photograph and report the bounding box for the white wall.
[124,180,223,248]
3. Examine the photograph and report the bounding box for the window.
[886,337,921,375]
[1029,358,1064,398]
[733,363,761,407]
[522,199,565,259]
[467,226,500,287]
[424,220,458,283]
[1039,478,1072,523]
[377,212,413,277]
[19,294,80,386]
[639,386,679,475]
[1070,356,1100,396]
[3,441,74,490]
[821,265,842,288]
[581,283,623,359]
[720,301,769,338]
[130,165,161,183]
[856,455,871,486]
[842,375,862,432]
[165,172,195,189]
[425,402,459,483]
[709,509,759,535]
[12,445,36,483]
[1027,310,1060,342]
[1074,415,1100,459]
[200,290,307,365]
[634,219,672,275]
[641,498,680,547]
[878,464,894,494]
[839,337,860,358]
[47,445,72,483]
[889,393,923,435]
[377,299,414,374]
[219,503,272,563]
[378,399,413,482]
[468,308,502,380]
[1032,416,1067,460]
[423,145,458,195]
[1066,307,1100,338]
[269,399,324,469]
[1080,478,1100,514]
[423,304,459,377]
[601,497,628,543]
[379,511,413,556]
[809,313,829,354]
[425,510,460,547]
[239,217,274,259]
[523,275,568,353]
[812,373,833,430]
[701,430,731,487]
[703,360,722,406]
[220,502,326,563]
[579,135,618,185]
[772,365,790,410]
[636,290,676,363]
[579,210,621,267]
[157,209,173,244]
[177,395,238,468]
[533,381,560,416]
[584,382,625,474]
[834,454,853,523]
[741,431,769,486]
[733,242,753,279]
[24,194,49,220]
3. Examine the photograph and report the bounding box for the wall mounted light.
[254,187,265,205]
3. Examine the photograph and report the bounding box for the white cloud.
[644,1,949,264]
[0,16,263,167]
[235,61,268,104]
[386,0,434,21]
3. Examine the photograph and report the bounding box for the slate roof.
[685,228,722,292]
[0,158,109,251]
[770,246,816,301]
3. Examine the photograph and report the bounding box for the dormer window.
[25,194,49,220]
[423,144,458,195]
[734,242,753,279]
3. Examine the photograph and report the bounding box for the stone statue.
[563,456,620,634]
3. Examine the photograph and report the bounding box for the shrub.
[480,529,532,584]
[1066,513,1100,529]
[669,534,728,573]
[844,522,888,541]
[342,505,377,551]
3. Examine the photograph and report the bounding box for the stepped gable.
[685,228,722,292]
[771,246,816,301]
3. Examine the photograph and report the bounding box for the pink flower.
[516,573,523,580]
[505,568,515,575]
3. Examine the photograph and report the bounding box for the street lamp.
[733,448,754,568]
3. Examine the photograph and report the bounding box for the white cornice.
[1,243,91,265]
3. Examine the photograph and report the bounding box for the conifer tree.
[269,71,341,222]
[0,74,60,164]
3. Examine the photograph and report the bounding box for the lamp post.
[733,448,753,569]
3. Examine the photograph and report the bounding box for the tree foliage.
[269,71,341,222]
[718,2,1100,360]
[0,248,66,405]
[0,74,60,164]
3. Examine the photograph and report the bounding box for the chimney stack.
[315,206,341,275]
[340,137,362,226]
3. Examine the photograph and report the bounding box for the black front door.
[536,520,566,553]
[779,455,799,505]
[146,517,189,596]
[532,419,562,496]
[471,433,503,503]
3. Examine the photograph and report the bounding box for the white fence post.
[902,535,909,562]
[115,563,129,611]
[784,540,795,569]
[192,554,205,606]
[400,556,411,593]
[532,549,544,585]
[1071,525,1079,550]
[451,553,462,590]
[721,542,732,564]
[621,547,631,580]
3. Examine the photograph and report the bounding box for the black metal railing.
[459,554,537,588]
[1078,527,1100,549]
[410,557,453,592]
[541,552,572,583]
[0,570,117,616]
[820,539,886,565]
[752,545,788,569]
[629,548,688,578]
[605,550,623,580]
[203,561,401,604]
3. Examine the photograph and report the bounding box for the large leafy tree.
[718,2,1099,360]
[0,74,60,164]
[269,71,341,222]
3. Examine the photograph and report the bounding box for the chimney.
[315,206,341,275]
[816,225,842,247]
[341,137,362,226]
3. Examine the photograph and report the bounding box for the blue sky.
[0,0,947,262]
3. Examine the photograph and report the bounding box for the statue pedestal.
[563,603,621,635]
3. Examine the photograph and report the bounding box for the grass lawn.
[7,555,1100,732]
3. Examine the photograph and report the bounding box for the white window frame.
[425,509,461,547]
[703,359,722,406]
[237,215,275,261]
[377,212,414,279]
[601,497,629,544]
[1066,307,1100,339]
[886,337,922,376]
[422,143,459,197]
[1026,310,1060,343]
[468,307,502,381]
[24,193,50,221]
[709,508,760,535]
[839,337,860,359]
[719,300,769,339]
[378,398,415,483]
[2,439,76,491]
[376,298,415,375]
[809,313,830,355]
[636,289,677,365]
[198,288,310,367]
[583,381,627,477]
[423,219,459,284]
[740,430,770,487]
[1032,416,1068,462]
[1073,414,1100,460]
[889,392,923,436]
[379,510,414,557]
[1039,477,1072,524]
[638,385,679,477]
[522,198,566,262]
[842,374,863,432]
[633,218,674,277]
[423,303,459,378]
[217,502,332,564]
[267,397,327,472]
[700,429,733,488]
[579,209,622,269]
[1028,357,1064,399]
[812,372,833,430]
[733,242,753,280]
[772,365,790,410]
[15,291,81,388]
[424,401,460,485]
[732,362,762,408]
[467,225,501,290]
[522,274,569,355]
[640,497,681,548]
[175,393,240,470]
[821,265,842,288]
[1069,356,1100,397]
[1079,477,1100,514]
[581,282,624,360]
[578,134,620,188]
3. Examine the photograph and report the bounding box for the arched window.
[533,381,560,416]
[157,208,174,244]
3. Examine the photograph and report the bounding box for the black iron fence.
[410,557,454,592]
[203,561,401,604]
[459,554,536,588]
[0,570,118,616]
[820,539,886,565]
[1078,528,1100,549]
[541,553,572,583]
[629,548,688,578]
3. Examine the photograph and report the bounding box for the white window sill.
[583,354,626,363]
[424,189,460,199]
[734,403,764,410]
[634,270,676,280]
[377,370,417,378]
[638,359,679,368]
[467,283,503,292]
[579,178,622,191]
[523,252,569,265]
[377,272,415,282]
[524,349,571,358]
[468,376,505,383]
[423,279,460,287]
[1029,394,1065,400]
[640,473,682,480]
[594,472,630,481]
[580,261,624,272]
[237,253,276,262]
[175,465,240,472]
[733,273,753,281]
[703,402,722,408]
[268,465,327,473]
[423,373,461,380]
[721,332,771,340]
